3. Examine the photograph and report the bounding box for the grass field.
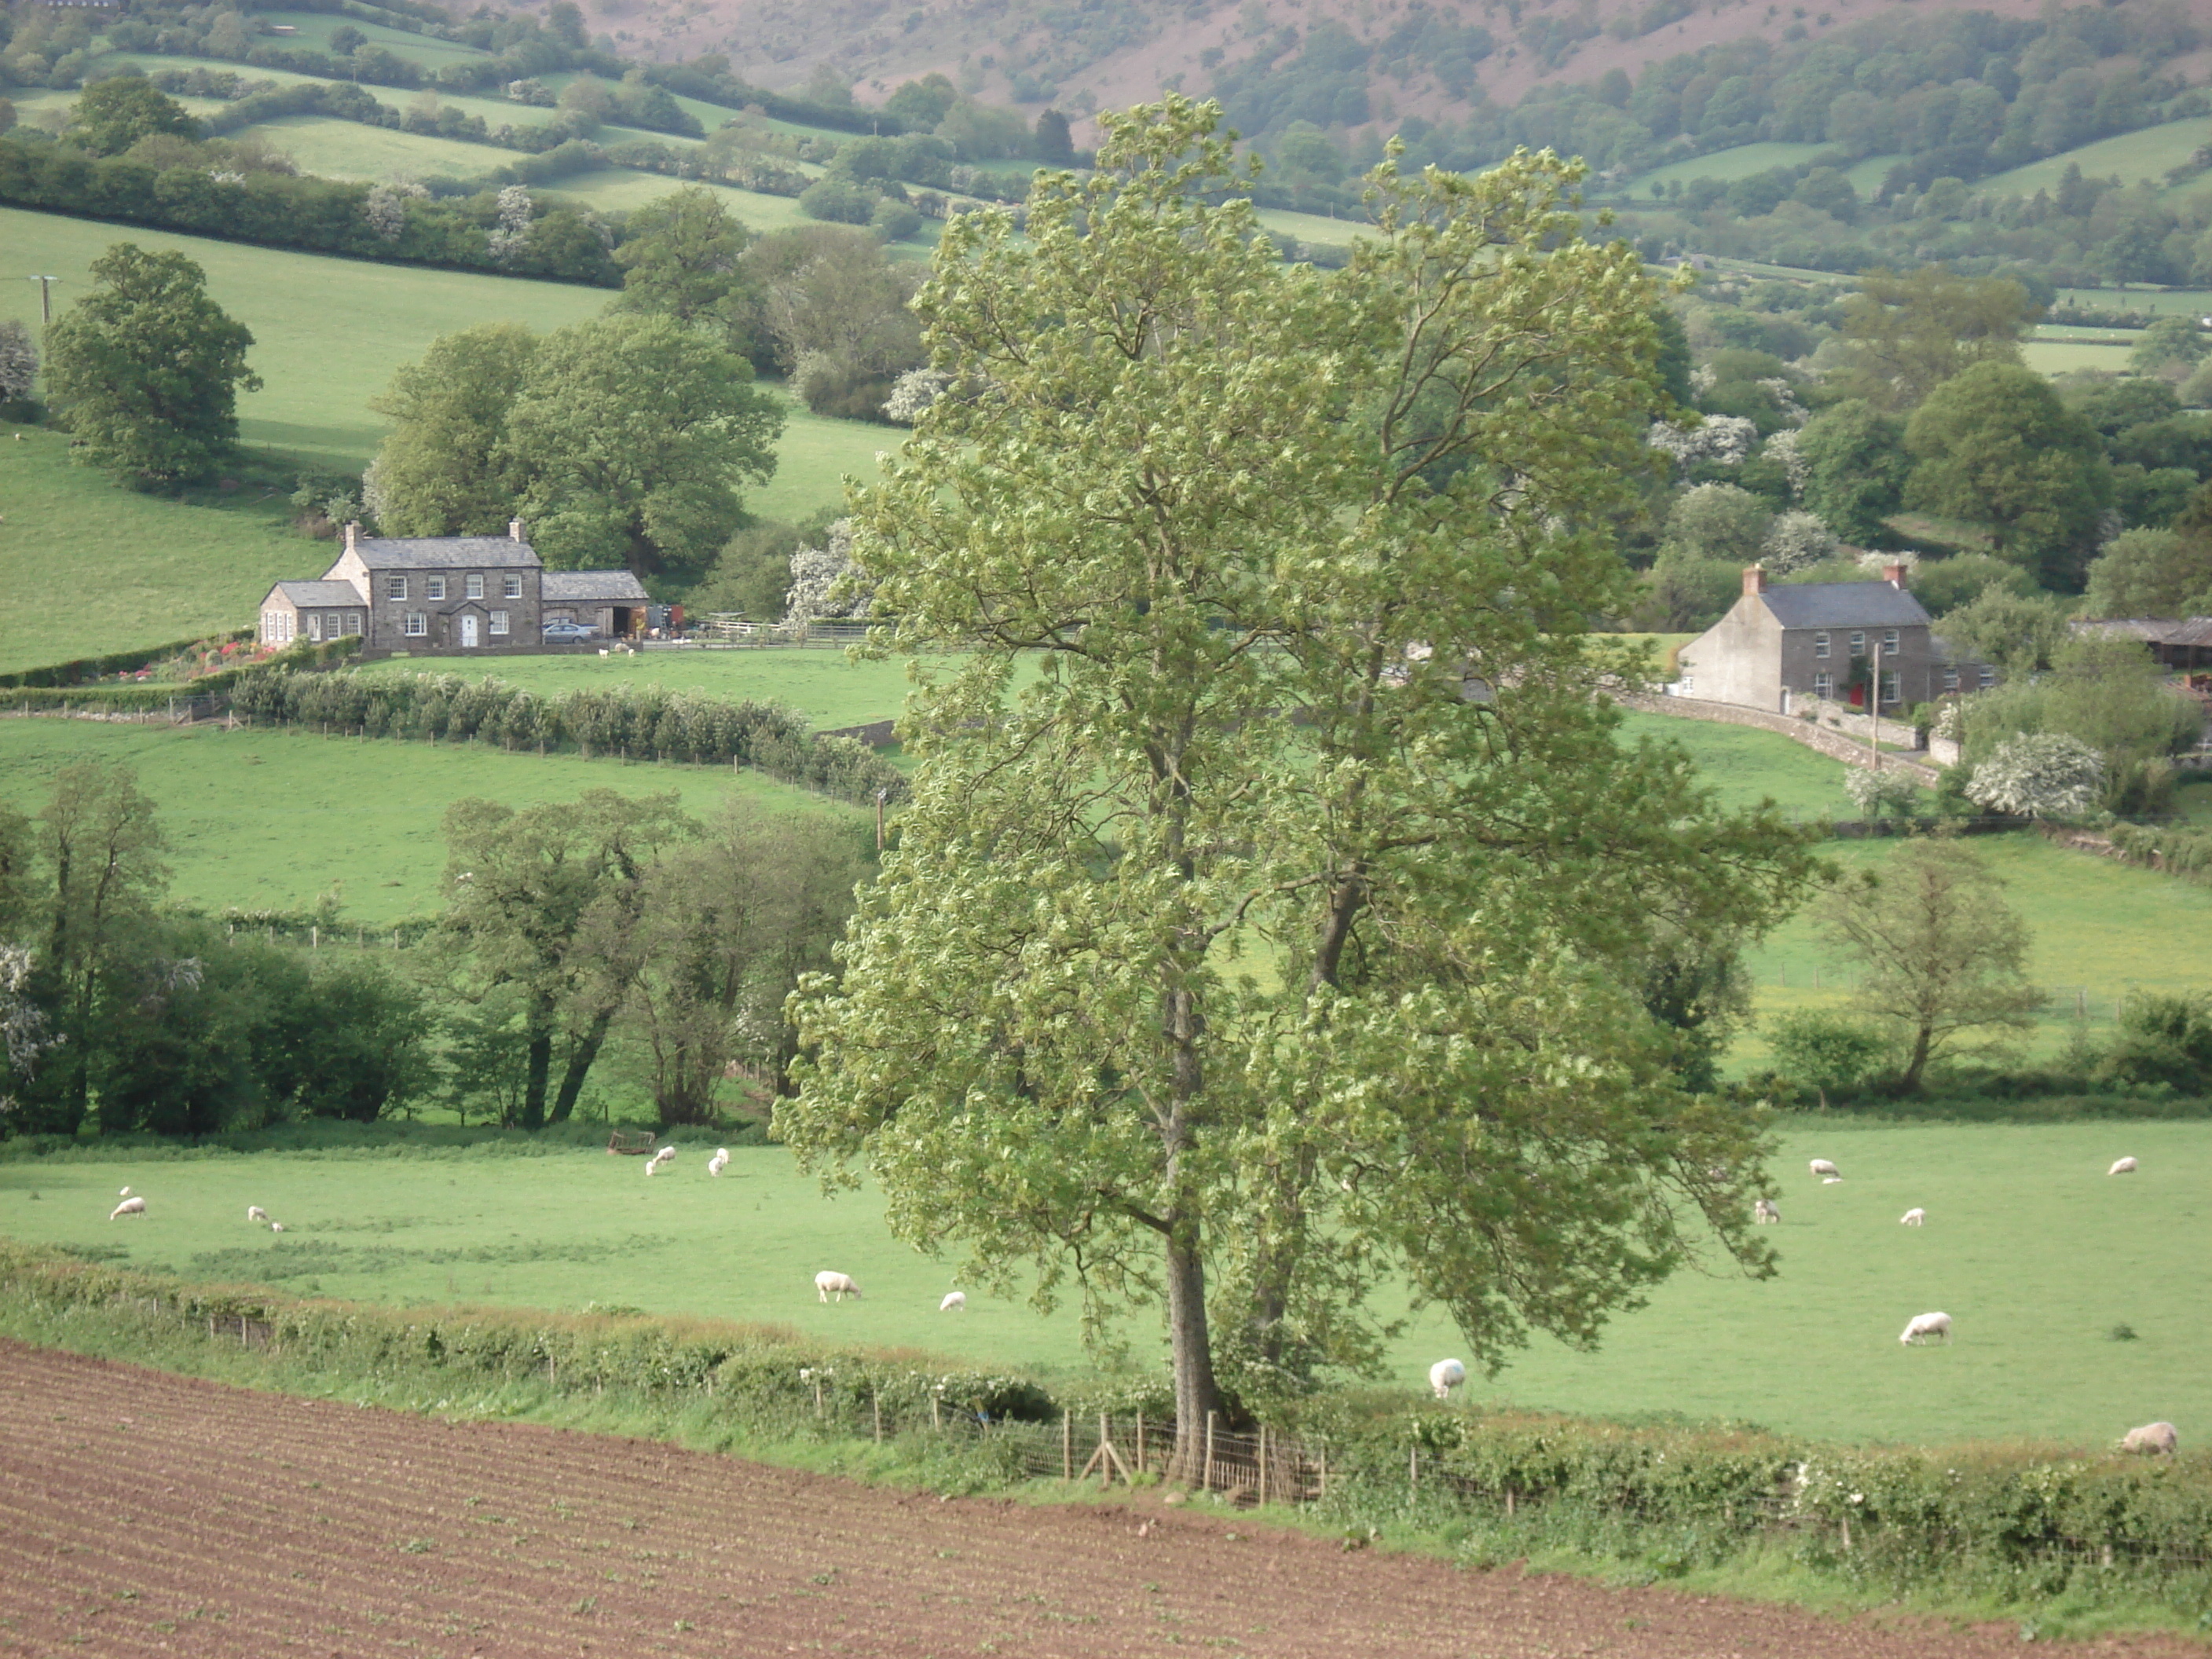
[2023,339,2136,375]
[2058,286,2212,316]
[1,1116,2203,1445]
[1615,709,1860,821]
[0,720,855,924]
[1978,119,2211,199]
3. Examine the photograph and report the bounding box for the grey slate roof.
[2075,617,2212,646]
[1760,581,1931,630]
[543,570,651,602]
[353,537,542,569]
[271,580,368,606]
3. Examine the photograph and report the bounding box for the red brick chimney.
[1742,563,1767,596]
[1883,561,1908,588]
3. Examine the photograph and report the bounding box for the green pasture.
[1615,709,1860,821]
[2032,323,2144,344]
[240,111,512,183]
[0,426,300,675]
[1978,119,2210,200]
[2057,287,2212,316]
[255,9,491,71]
[2023,339,2135,375]
[355,649,926,731]
[543,167,826,237]
[1251,204,1368,252]
[2,1116,2205,1445]
[0,720,855,924]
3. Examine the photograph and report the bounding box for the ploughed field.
[3,1341,2197,1659]
[5,1120,2209,1445]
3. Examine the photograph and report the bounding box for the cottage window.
[489,610,510,635]
[427,577,447,601]
[1679,673,1694,694]
[1883,629,1900,651]
[1814,672,1833,700]
[1943,668,1960,693]
[1881,671,1900,704]
[386,576,407,602]
[405,612,427,638]
[1814,632,1829,659]
[502,574,522,599]
[345,612,362,635]
[307,613,324,643]
[1979,666,1996,689]
[1848,631,1866,656]
[466,574,485,599]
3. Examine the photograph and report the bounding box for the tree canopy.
[70,75,197,156]
[610,185,767,364]
[782,100,1811,1465]
[1832,266,2041,412]
[365,322,539,537]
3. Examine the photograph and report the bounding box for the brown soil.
[0,1340,2196,1659]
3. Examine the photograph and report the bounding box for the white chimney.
[344,521,359,551]
[509,518,526,543]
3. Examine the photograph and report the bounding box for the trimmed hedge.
[1,636,361,712]
[227,668,906,806]
[0,628,254,690]
[2108,821,2212,883]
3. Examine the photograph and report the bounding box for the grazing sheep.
[2122,1421,2178,1456]
[1900,1208,1925,1226]
[1899,1311,1952,1346]
[646,1146,676,1177]
[119,1187,132,1198]
[1822,1176,1844,1185]
[815,1270,862,1303]
[269,1221,284,1234]
[247,1206,269,1223]
[1754,1198,1781,1224]
[1428,1357,1467,1400]
[2109,1156,2138,1176]
[707,1148,730,1177]
[109,1196,146,1221]
[1809,1159,1840,1178]
[939,1291,966,1312]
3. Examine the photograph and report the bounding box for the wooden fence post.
[1136,1412,1145,1477]
[1204,1410,1218,1494]
[1318,1442,1328,1500]
[931,1393,940,1431]
[1258,1425,1269,1507]
[1063,1409,1072,1481]
[1409,1445,1419,1500]
[873,1390,882,1444]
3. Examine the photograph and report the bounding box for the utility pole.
[27,276,59,325]
[1869,642,1882,770]
[875,786,888,852]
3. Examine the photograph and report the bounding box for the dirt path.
[0,1341,2193,1659]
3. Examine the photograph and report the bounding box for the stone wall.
[1619,692,1943,787]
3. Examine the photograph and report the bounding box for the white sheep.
[247,1206,269,1223]
[939,1291,966,1312]
[1809,1159,1840,1178]
[1900,1208,1925,1226]
[645,1146,676,1177]
[109,1196,146,1221]
[1428,1357,1467,1400]
[1753,1198,1781,1225]
[1899,1311,1952,1346]
[1822,1176,1844,1185]
[270,1221,284,1234]
[2109,1156,2138,1176]
[119,1186,132,1198]
[2122,1421,2178,1456]
[815,1270,862,1303]
[707,1148,730,1177]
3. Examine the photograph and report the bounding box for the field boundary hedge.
[1,1243,2207,1617]
[0,628,255,690]
[225,667,907,805]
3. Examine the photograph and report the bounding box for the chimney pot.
[344,520,359,551]
[1883,561,1907,589]
[1743,562,1767,597]
[509,518,526,543]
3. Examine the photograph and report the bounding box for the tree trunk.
[550,1005,617,1123]
[521,1024,553,1130]
[1899,1022,1933,1094]
[1163,1218,1221,1482]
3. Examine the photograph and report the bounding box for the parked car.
[542,621,597,643]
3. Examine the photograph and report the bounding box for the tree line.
[0,763,870,1139]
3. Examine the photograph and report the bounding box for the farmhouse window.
[1943,668,1960,693]
[405,612,427,638]
[466,574,485,599]
[427,577,447,601]
[1979,666,1996,689]
[1679,673,1694,694]
[1814,672,1833,699]
[1883,629,1899,651]
[1814,632,1829,659]
[307,613,324,643]
[1848,631,1866,656]
[502,574,522,599]
[386,577,407,602]
[489,610,510,635]
[1881,671,1900,704]
[345,612,362,635]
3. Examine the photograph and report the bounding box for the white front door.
[460,613,479,648]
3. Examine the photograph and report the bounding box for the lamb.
[1754,1198,1781,1225]
[815,1271,862,1303]
[1899,1311,1952,1346]
[246,1206,269,1223]
[2109,1156,2138,1176]
[707,1148,730,1178]
[119,1186,132,1198]
[1809,1159,1840,1178]
[1822,1177,1844,1185]
[2122,1421,2178,1456]
[109,1196,146,1221]
[646,1146,676,1177]
[269,1221,284,1234]
[939,1291,966,1312]
[1428,1357,1467,1400]
[1900,1208,1925,1226]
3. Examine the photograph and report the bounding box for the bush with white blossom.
[785,519,872,624]
[882,367,949,425]
[1844,766,1922,820]
[1966,734,2104,819]
[1760,510,1839,574]
[1646,414,1759,471]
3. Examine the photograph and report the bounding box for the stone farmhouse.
[1674,563,1994,716]
[256,521,650,652]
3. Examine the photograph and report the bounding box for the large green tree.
[506,313,782,576]
[1904,361,2112,588]
[782,102,1811,1466]
[1833,266,2041,412]
[364,321,540,537]
[44,244,260,486]
[70,75,197,156]
[1796,398,1910,544]
[610,185,767,364]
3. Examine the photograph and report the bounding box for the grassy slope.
[1977,119,2210,198]
[0,720,855,923]
[2023,339,2137,375]
[2,1118,2204,1445]
[1616,709,1859,820]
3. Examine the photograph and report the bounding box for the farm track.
[0,1342,2199,1659]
